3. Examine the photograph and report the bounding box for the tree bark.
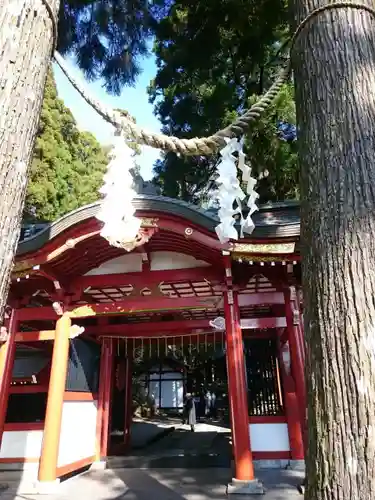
[291,1,375,499]
[0,0,58,321]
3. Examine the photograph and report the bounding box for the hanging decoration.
[52,54,291,248]
[209,316,226,331]
[96,129,141,249]
[215,138,259,244]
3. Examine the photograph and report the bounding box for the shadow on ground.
[0,419,303,500]
[0,468,304,500]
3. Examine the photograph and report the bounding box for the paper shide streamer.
[96,133,258,248]
[215,138,259,244]
[96,130,141,249]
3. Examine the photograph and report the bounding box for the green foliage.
[24,70,108,222]
[58,0,154,94]
[149,0,298,203]
[246,84,299,202]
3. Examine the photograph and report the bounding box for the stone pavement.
[0,467,304,500]
[129,417,180,449]
[0,421,303,499]
[109,421,232,469]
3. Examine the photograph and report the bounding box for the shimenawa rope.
[42,1,375,155]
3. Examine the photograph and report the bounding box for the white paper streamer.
[215,138,259,243]
[96,131,141,250]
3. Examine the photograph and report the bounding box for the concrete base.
[227,478,264,495]
[90,460,107,471]
[288,460,305,471]
[254,459,289,470]
[0,461,39,471]
[16,479,60,495]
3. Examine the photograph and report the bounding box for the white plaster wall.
[57,401,98,467]
[249,423,290,452]
[0,430,43,459]
[150,251,209,270]
[241,317,287,329]
[85,251,210,276]
[85,254,143,275]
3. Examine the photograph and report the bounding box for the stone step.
[108,452,232,469]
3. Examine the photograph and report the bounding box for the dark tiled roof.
[17,195,300,256]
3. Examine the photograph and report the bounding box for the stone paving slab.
[108,424,232,470]
[0,468,304,500]
[127,418,179,449]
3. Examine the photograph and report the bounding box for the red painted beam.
[16,317,284,341]
[86,317,285,335]
[15,330,56,342]
[68,295,221,317]
[10,385,49,394]
[136,213,225,251]
[237,292,284,307]
[97,331,274,342]
[17,293,284,324]
[86,319,284,337]
[17,295,222,321]
[69,267,223,292]
[87,319,212,336]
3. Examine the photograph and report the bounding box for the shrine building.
[0,195,305,493]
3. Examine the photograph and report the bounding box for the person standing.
[198,389,205,420]
[184,393,196,432]
[297,478,306,495]
[205,390,212,417]
[210,390,217,419]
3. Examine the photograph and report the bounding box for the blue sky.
[53,54,161,180]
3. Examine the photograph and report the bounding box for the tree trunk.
[291,1,375,499]
[0,0,59,321]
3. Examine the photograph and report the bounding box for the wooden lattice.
[245,338,282,416]
[240,274,277,294]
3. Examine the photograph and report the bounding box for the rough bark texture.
[0,0,59,322]
[291,1,375,499]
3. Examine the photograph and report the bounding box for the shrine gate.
[0,195,305,493]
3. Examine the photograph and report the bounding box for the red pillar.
[284,287,306,444]
[295,287,307,451]
[123,356,133,449]
[0,309,18,447]
[224,289,255,481]
[100,338,114,458]
[278,341,304,460]
[295,287,306,367]
[95,339,108,461]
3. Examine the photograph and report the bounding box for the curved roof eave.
[17,195,301,257]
